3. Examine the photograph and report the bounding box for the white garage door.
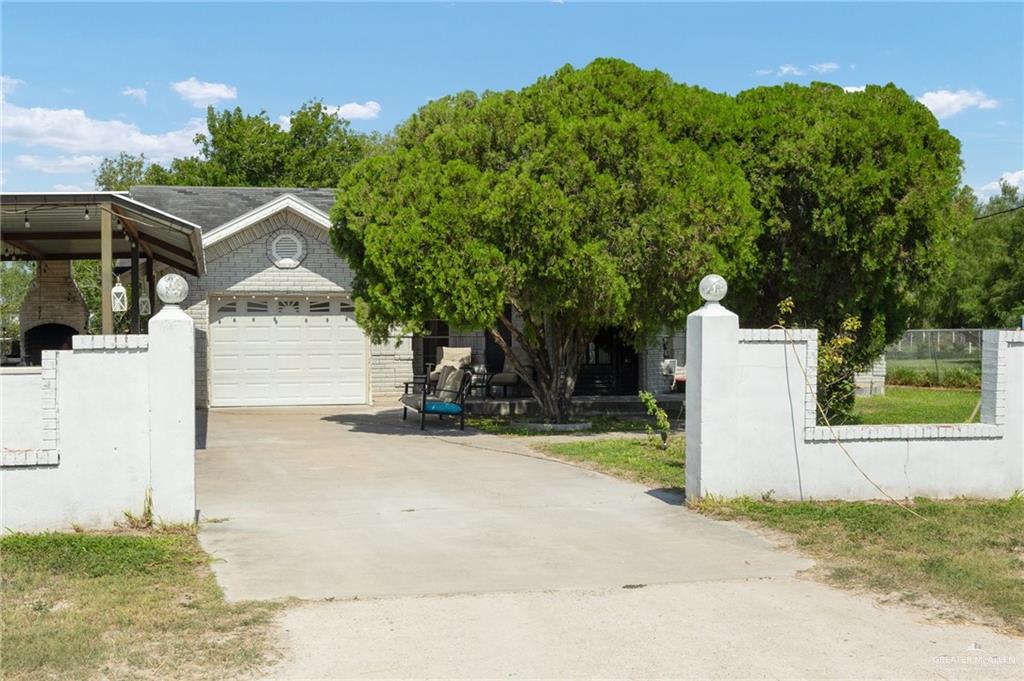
[209,296,367,407]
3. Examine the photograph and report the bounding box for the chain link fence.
[884,329,983,388]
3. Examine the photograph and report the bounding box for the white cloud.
[754,68,774,76]
[121,86,147,104]
[1,74,24,97]
[843,85,866,93]
[331,101,382,120]
[917,89,998,119]
[810,62,840,74]
[15,154,103,174]
[52,183,85,192]
[977,169,1024,199]
[278,114,292,131]
[778,64,805,76]
[1,99,204,160]
[170,77,237,107]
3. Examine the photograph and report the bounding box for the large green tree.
[95,101,378,190]
[925,184,1024,328]
[730,82,967,366]
[331,59,760,421]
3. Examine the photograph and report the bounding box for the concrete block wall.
[1,305,196,532]
[686,297,1024,501]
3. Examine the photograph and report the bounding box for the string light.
[84,207,90,220]
[24,213,30,229]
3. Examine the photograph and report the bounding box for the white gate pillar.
[147,274,195,523]
[685,275,738,502]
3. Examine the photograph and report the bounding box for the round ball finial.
[156,273,189,305]
[699,274,728,303]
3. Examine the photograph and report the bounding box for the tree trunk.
[488,309,589,423]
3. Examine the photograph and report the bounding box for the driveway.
[197,408,1023,680]
[197,406,806,601]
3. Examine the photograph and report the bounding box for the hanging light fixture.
[111,279,128,313]
[138,289,152,316]
[84,207,90,220]
[24,212,30,228]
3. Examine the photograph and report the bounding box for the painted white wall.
[1,369,43,450]
[686,300,1024,501]
[1,305,197,532]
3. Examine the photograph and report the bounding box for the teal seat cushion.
[423,399,462,415]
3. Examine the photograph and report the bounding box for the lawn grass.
[536,435,685,488]
[467,414,652,436]
[695,494,1024,634]
[1,531,280,680]
[850,386,980,425]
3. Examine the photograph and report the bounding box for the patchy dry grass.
[695,494,1024,634]
[1,531,280,680]
[536,435,685,489]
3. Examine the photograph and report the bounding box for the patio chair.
[487,346,536,397]
[401,365,474,430]
[428,346,473,384]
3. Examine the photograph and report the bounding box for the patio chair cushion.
[437,368,466,403]
[437,346,472,370]
[422,399,463,415]
[429,346,472,381]
[433,364,454,389]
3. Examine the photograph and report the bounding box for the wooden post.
[146,258,156,332]
[100,205,113,334]
[130,240,141,334]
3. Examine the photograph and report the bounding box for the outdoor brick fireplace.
[19,261,90,365]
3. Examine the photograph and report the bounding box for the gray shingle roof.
[129,186,337,232]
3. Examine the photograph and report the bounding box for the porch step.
[464,393,685,418]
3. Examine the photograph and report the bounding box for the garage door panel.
[210,295,367,407]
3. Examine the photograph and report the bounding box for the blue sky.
[2,2,1021,196]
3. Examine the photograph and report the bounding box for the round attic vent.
[269,231,305,269]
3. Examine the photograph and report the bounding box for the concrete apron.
[196,405,809,602]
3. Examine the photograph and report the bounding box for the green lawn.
[537,435,685,489]
[850,386,980,425]
[696,495,1024,634]
[1,531,279,681]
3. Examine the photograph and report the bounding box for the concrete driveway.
[197,408,1023,680]
[197,406,807,601]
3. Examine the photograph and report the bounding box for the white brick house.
[131,185,680,408]
[132,187,412,407]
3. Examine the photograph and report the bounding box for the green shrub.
[886,365,980,389]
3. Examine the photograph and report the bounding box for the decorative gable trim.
[203,193,331,248]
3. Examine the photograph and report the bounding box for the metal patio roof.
[0,192,205,276]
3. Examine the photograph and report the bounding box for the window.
[278,300,300,315]
[217,301,237,313]
[246,300,268,313]
[309,300,331,313]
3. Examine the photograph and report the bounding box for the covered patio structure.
[1,192,204,344]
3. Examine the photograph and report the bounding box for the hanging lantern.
[111,281,128,313]
[138,290,152,316]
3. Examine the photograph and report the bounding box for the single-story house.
[5,187,686,408]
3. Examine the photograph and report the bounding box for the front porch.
[463,392,686,418]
